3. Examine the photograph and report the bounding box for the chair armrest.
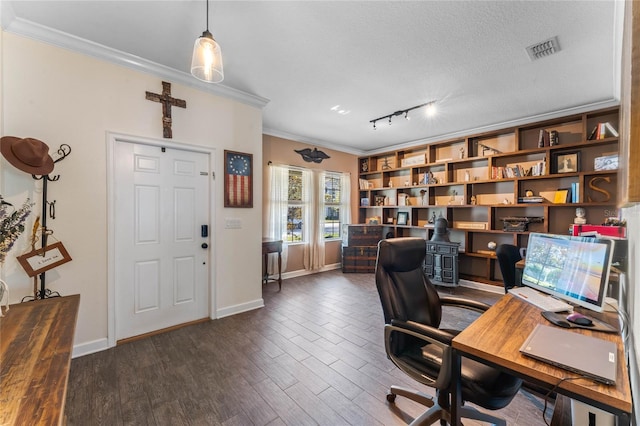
[385,320,455,390]
[439,296,490,314]
[397,319,456,345]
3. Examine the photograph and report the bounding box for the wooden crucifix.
[145,81,186,139]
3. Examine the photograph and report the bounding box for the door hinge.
[212,172,215,180]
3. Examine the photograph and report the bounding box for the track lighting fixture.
[370,101,436,130]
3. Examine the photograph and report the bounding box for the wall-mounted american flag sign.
[224,150,253,208]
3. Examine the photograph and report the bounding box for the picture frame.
[224,150,253,208]
[17,241,72,277]
[396,212,409,226]
[553,151,580,174]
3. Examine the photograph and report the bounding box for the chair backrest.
[496,244,522,292]
[375,237,442,328]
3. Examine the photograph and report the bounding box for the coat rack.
[22,144,71,301]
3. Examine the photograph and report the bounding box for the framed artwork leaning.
[553,151,580,174]
[224,150,253,208]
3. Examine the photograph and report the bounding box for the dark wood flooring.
[66,270,553,425]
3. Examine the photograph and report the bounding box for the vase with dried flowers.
[0,195,34,315]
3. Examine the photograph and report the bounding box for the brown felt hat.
[1,136,54,175]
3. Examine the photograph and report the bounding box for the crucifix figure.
[145,81,186,139]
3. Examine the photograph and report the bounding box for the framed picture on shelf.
[553,151,580,174]
[224,150,253,208]
[397,212,409,226]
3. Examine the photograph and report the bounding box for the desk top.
[452,294,631,415]
[0,295,80,426]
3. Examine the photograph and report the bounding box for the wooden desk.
[262,239,282,291]
[452,294,631,425]
[0,294,80,426]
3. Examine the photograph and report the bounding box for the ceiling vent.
[526,36,560,61]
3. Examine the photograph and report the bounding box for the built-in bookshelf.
[358,107,620,287]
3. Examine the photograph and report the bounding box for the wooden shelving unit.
[357,107,620,287]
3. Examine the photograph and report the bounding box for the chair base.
[387,386,506,426]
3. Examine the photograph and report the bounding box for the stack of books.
[588,122,619,140]
[518,196,544,203]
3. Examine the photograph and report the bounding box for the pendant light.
[191,0,224,83]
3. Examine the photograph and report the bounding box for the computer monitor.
[521,232,615,312]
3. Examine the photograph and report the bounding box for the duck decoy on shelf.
[294,148,330,163]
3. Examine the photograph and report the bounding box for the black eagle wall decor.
[295,148,330,163]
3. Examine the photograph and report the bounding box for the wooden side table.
[262,239,283,290]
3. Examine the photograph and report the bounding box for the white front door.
[114,141,210,340]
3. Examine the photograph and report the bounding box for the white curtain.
[266,164,289,273]
[303,170,325,271]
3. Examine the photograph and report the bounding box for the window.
[283,169,348,243]
[286,169,304,242]
[323,173,342,239]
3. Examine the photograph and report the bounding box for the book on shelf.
[476,249,496,256]
[553,188,570,204]
[570,182,580,203]
[588,122,619,140]
[518,196,544,203]
[492,160,545,180]
[538,129,550,147]
[454,221,488,230]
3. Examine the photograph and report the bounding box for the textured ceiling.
[3,1,622,154]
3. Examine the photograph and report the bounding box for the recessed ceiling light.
[330,105,351,115]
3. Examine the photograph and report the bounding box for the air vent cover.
[526,36,560,61]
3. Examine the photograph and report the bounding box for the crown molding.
[262,127,365,156]
[3,16,269,109]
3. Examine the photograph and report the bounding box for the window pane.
[324,175,340,204]
[324,207,340,239]
[286,206,303,242]
[289,170,303,201]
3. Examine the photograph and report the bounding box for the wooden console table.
[262,239,283,290]
[0,294,80,425]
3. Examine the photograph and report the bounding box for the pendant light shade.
[190,0,224,83]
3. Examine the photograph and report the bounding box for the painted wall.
[262,134,358,272]
[0,32,264,354]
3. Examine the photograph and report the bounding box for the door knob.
[201,243,209,249]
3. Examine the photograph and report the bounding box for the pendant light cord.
[206,0,209,31]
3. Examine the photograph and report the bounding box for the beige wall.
[1,32,264,354]
[262,135,358,272]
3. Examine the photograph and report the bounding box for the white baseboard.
[458,279,505,295]
[73,338,110,358]
[281,263,341,280]
[215,298,264,319]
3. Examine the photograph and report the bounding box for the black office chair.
[496,244,522,293]
[375,237,522,426]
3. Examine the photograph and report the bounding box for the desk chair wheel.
[386,393,397,403]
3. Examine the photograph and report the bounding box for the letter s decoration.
[587,177,611,202]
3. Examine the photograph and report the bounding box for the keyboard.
[508,287,573,313]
